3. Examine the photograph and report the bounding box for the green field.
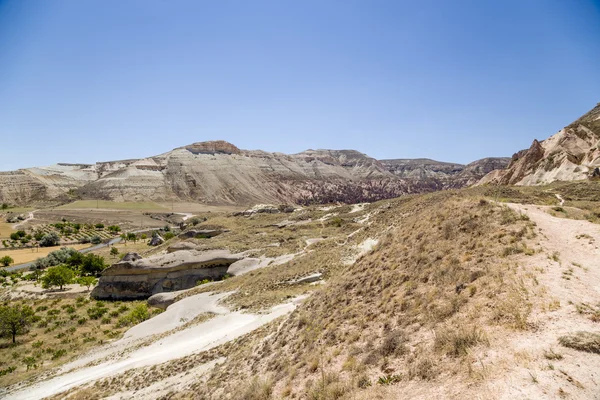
[57,200,168,211]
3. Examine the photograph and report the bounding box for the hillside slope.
[0,141,504,206]
[483,103,600,185]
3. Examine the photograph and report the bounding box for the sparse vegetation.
[559,332,600,354]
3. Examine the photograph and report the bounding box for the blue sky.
[1,0,599,170]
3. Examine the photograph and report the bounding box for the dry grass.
[160,190,539,399]
[0,244,89,265]
[0,222,15,239]
[558,332,600,354]
[9,182,600,397]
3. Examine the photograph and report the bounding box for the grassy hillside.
[67,189,540,399]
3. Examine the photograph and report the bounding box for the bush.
[87,305,108,320]
[51,349,67,360]
[90,235,102,245]
[117,303,150,327]
[10,230,26,241]
[0,255,14,267]
[39,233,60,247]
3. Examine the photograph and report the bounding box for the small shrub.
[356,374,371,389]
[117,303,150,327]
[559,332,600,354]
[377,374,402,385]
[51,349,67,360]
[235,377,273,400]
[87,305,108,320]
[379,330,407,356]
[434,326,489,357]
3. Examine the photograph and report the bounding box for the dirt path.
[12,211,36,229]
[489,203,600,399]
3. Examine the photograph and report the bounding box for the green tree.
[0,256,14,267]
[66,251,84,267]
[1,203,8,210]
[110,247,119,257]
[0,304,34,343]
[80,254,106,276]
[76,276,97,291]
[41,265,74,290]
[127,233,137,243]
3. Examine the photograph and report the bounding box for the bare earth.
[490,203,600,399]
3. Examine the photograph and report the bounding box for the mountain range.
[0,141,508,206]
[2,102,599,206]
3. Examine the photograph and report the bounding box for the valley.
[0,105,599,399]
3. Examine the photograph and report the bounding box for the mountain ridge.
[0,140,508,206]
[481,102,600,186]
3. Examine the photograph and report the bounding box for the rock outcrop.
[380,157,510,189]
[148,234,164,246]
[91,250,241,300]
[178,229,227,239]
[482,103,600,185]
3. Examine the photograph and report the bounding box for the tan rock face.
[91,250,241,300]
[181,140,242,155]
[483,102,600,186]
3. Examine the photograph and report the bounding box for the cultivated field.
[57,200,168,211]
[0,223,14,239]
[0,244,90,265]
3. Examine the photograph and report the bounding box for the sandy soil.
[104,358,225,400]
[2,293,304,400]
[487,203,600,399]
[10,282,92,298]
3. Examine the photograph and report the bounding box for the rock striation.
[1,140,509,206]
[481,102,600,186]
[91,250,241,300]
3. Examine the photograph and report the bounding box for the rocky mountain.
[482,103,600,185]
[380,157,510,188]
[0,140,506,206]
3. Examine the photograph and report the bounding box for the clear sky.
[1,0,599,170]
